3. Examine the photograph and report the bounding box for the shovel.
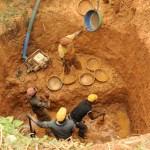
[28,118,36,138]
[93,109,106,121]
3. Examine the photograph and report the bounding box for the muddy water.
[115,111,130,138]
[85,104,130,143]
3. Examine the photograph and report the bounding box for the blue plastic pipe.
[22,0,41,60]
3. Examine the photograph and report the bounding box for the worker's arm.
[58,44,65,58]
[61,57,68,66]
[73,27,86,36]
[71,121,76,132]
[88,110,106,120]
[37,101,50,108]
[26,114,50,128]
[45,93,51,108]
[34,97,50,108]
[67,27,86,40]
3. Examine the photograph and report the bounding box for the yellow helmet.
[87,94,98,102]
[56,107,67,122]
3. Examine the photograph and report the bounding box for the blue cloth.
[37,119,75,139]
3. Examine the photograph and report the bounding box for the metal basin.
[86,58,101,71]
[47,75,63,91]
[79,72,95,86]
[94,69,109,82]
[61,73,77,85]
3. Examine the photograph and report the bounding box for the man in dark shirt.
[27,107,76,140]
[27,87,51,135]
[69,94,106,139]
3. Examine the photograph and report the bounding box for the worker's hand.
[45,92,50,99]
[47,101,51,108]
[74,28,85,36]
[61,58,65,63]
[103,109,106,115]
[26,113,32,119]
[83,26,87,31]
[100,109,106,115]
[61,58,67,67]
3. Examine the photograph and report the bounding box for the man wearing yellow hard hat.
[27,107,76,140]
[69,94,106,139]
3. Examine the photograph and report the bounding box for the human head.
[60,37,71,46]
[27,87,37,98]
[87,94,98,103]
[56,107,67,122]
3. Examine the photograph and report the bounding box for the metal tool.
[93,109,106,121]
[28,118,36,138]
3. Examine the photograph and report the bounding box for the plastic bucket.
[84,10,102,31]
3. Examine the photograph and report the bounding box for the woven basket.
[47,75,63,91]
[86,58,101,71]
[61,73,77,85]
[79,72,95,85]
[77,0,94,16]
[94,69,109,82]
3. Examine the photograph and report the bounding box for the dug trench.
[0,29,146,144]
[0,0,150,145]
[0,43,131,143]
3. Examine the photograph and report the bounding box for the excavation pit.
[3,53,131,144]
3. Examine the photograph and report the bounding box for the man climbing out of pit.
[27,87,52,135]
[26,107,76,140]
[69,94,106,139]
[58,28,86,74]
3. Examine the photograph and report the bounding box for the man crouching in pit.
[27,107,76,140]
[27,87,52,135]
[69,94,106,139]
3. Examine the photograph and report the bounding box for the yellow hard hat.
[56,107,67,122]
[87,94,98,102]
